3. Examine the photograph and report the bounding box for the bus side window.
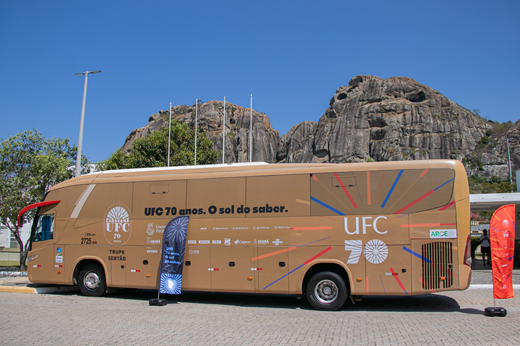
[34,214,54,242]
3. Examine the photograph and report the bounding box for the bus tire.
[78,263,106,297]
[306,271,348,311]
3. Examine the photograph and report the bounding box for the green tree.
[97,120,219,170]
[0,130,89,270]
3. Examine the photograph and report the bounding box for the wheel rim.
[84,271,101,291]
[315,279,338,304]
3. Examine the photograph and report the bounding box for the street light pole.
[222,97,226,164]
[74,70,101,177]
[168,102,172,167]
[506,138,513,193]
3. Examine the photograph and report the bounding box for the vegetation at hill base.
[97,120,219,170]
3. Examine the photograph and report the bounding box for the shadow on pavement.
[57,288,472,313]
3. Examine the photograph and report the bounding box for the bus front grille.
[422,241,453,290]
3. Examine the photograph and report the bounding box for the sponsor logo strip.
[430,229,457,239]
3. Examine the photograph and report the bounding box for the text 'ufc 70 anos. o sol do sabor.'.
[144,204,288,217]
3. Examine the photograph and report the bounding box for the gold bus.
[22,160,472,310]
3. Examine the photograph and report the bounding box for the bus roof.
[48,160,465,192]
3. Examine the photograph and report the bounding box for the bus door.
[255,246,289,293]
[182,245,211,291]
[210,247,256,293]
[365,243,412,296]
[125,245,161,289]
[29,211,56,284]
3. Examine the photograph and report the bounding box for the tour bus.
[21,160,472,310]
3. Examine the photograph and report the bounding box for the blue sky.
[1,0,519,162]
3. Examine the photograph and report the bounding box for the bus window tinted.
[34,214,54,242]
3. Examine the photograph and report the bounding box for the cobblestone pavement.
[1,287,519,346]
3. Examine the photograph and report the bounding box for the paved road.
[1,287,519,345]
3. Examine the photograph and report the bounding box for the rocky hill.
[120,75,519,181]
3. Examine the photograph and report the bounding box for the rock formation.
[119,75,519,181]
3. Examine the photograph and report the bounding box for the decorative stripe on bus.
[402,246,431,263]
[394,177,454,214]
[379,275,386,294]
[352,173,363,206]
[403,246,459,279]
[388,169,429,210]
[252,247,297,261]
[390,267,408,295]
[262,247,331,289]
[381,170,404,208]
[252,237,330,261]
[438,201,456,211]
[313,174,352,212]
[290,226,332,231]
[398,258,436,293]
[400,223,456,228]
[366,172,371,205]
[70,184,96,218]
[333,173,358,209]
[310,196,345,215]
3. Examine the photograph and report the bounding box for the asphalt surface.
[0,261,519,345]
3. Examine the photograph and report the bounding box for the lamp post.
[74,70,101,177]
[168,102,172,167]
[194,99,198,165]
[222,97,226,164]
[250,94,253,162]
[506,138,513,193]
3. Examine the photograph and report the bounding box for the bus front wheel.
[78,263,106,297]
[306,271,348,311]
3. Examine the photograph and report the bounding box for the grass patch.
[0,248,20,253]
[0,261,19,267]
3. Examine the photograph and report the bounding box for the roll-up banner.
[490,204,515,300]
[159,216,189,295]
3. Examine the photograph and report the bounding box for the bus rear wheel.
[306,271,348,311]
[78,263,106,297]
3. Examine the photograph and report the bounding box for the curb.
[468,284,494,289]
[0,271,28,278]
[0,285,79,294]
